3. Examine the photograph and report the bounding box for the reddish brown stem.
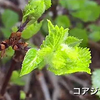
[17,19,30,32]
[0,49,28,97]
[0,59,17,96]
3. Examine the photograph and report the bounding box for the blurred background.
[0,0,100,100]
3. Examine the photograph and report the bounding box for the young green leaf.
[22,0,51,23]
[21,20,91,76]
[22,21,42,39]
[65,36,82,47]
[12,26,18,32]
[48,44,91,75]
[20,48,42,76]
[44,0,51,10]
[20,91,26,100]
[41,20,69,49]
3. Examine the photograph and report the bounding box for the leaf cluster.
[21,20,91,76]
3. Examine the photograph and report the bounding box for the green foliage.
[40,20,69,50]
[1,28,11,39]
[88,24,100,42]
[76,22,84,29]
[5,46,14,57]
[10,71,25,86]
[41,19,48,35]
[59,0,86,11]
[1,9,19,38]
[55,15,71,28]
[41,15,52,36]
[1,9,19,28]
[20,91,26,100]
[12,26,18,32]
[59,0,100,46]
[89,31,100,42]
[60,0,100,22]
[21,48,42,76]
[88,24,100,32]
[92,69,100,97]
[1,47,14,64]
[71,1,100,22]
[48,45,91,75]
[65,36,82,47]
[44,0,51,10]
[20,20,91,76]
[69,28,88,47]
[22,0,51,23]
[22,21,42,39]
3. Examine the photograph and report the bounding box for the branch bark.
[0,59,17,97]
[89,40,100,52]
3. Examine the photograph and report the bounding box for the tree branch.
[89,40,100,52]
[0,50,27,97]
[17,19,30,32]
[37,71,51,100]
[0,59,17,97]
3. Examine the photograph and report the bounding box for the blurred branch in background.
[0,0,22,20]
[89,40,100,52]
[37,71,51,100]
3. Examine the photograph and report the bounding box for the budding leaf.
[44,0,51,10]
[20,48,42,76]
[48,44,91,75]
[22,21,42,39]
[22,0,51,23]
[41,20,69,49]
[21,20,91,76]
[65,36,82,47]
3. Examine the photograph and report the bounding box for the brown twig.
[24,73,32,93]
[59,78,73,95]
[4,92,12,100]
[47,71,60,100]
[37,71,51,100]
[17,19,30,32]
[0,59,17,97]
[0,18,30,96]
[66,75,89,87]
[0,49,27,97]
[50,0,58,19]
[89,40,100,52]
